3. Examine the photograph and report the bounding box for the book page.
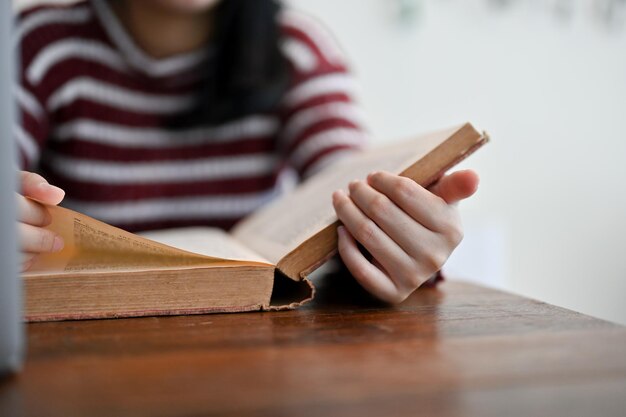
[140,228,270,264]
[26,205,268,276]
[231,125,461,264]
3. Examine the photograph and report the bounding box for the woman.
[15,0,479,303]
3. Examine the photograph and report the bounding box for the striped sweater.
[15,0,367,232]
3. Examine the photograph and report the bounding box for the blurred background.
[14,0,626,324]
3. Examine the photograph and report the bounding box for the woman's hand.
[17,171,65,272]
[332,170,479,303]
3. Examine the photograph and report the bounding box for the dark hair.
[176,0,289,126]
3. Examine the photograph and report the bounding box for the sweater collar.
[90,0,211,79]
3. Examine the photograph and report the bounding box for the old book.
[23,122,488,322]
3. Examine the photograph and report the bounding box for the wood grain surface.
[1,271,625,417]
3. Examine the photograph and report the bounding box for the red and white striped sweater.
[15,0,367,232]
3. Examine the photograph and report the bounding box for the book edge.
[25,303,266,323]
[23,264,276,322]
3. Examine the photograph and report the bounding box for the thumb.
[20,171,65,206]
[428,170,479,204]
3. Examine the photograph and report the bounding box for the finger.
[21,252,40,272]
[21,252,39,269]
[348,179,440,261]
[21,253,39,272]
[427,170,479,204]
[337,225,402,303]
[350,179,455,280]
[367,171,451,232]
[16,194,51,226]
[332,189,416,291]
[19,223,64,253]
[19,171,65,205]
[22,252,38,263]
[21,259,35,273]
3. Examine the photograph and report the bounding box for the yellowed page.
[26,205,271,276]
[231,125,462,264]
[140,228,270,264]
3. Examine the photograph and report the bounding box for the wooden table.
[1,272,626,417]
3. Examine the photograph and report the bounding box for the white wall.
[289,0,626,324]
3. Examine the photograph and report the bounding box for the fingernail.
[337,225,345,236]
[348,180,359,190]
[52,236,64,252]
[36,181,49,190]
[38,182,64,195]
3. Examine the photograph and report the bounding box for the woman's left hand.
[332,170,479,303]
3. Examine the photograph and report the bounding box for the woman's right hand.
[18,171,65,272]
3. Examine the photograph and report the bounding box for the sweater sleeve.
[13,6,53,171]
[14,80,49,171]
[278,10,368,179]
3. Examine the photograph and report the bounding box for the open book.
[23,123,488,322]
